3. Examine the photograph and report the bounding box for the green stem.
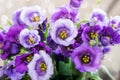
[101,65,116,80]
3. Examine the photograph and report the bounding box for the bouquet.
[0,0,120,80]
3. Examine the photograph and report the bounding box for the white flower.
[50,19,78,46]
[19,28,41,48]
[20,6,46,27]
[27,50,54,80]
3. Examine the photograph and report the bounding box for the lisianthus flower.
[59,26,84,57]
[71,44,103,72]
[19,28,41,48]
[82,24,101,46]
[109,16,120,30]
[20,6,46,27]
[4,61,24,80]
[50,19,78,46]
[51,6,79,23]
[70,0,83,8]
[99,26,120,46]
[12,8,25,25]
[27,50,54,80]
[89,8,108,26]
[6,24,26,42]
[1,41,21,60]
[15,53,34,74]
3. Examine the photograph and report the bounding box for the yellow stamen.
[40,62,47,71]
[33,16,40,22]
[81,55,91,64]
[59,30,67,40]
[90,32,98,39]
[26,55,33,62]
[29,36,35,44]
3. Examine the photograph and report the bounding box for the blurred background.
[0,0,120,80]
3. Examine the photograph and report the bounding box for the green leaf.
[58,61,72,76]
[44,23,50,41]
[21,73,31,80]
[101,65,116,80]
[85,72,102,80]
[20,47,28,54]
[89,75,102,80]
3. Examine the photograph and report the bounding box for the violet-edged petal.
[12,8,25,25]
[51,6,79,23]
[89,8,108,27]
[109,16,120,30]
[20,6,46,27]
[4,61,25,80]
[19,28,41,48]
[27,50,54,80]
[50,19,78,46]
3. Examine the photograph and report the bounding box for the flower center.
[112,24,117,29]
[28,36,35,44]
[59,30,68,40]
[0,43,2,48]
[90,32,98,40]
[106,36,111,40]
[81,55,91,64]
[33,16,40,22]
[40,62,47,71]
[26,55,33,62]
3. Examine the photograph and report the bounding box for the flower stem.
[101,65,116,80]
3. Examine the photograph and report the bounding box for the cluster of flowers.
[0,0,120,80]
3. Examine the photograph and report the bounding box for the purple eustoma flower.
[1,41,21,60]
[15,53,33,74]
[50,19,78,46]
[71,44,103,72]
[4,61,24,80]
[109,16,120,30]
[27,50,54,80]
[20,6,46,27]
[6,24,26,42]
[89,8,108,27]
[82,24,101,46]
[70,0,83,8]
[19,28,40,48]
[12,8,25,25]
[99,26,120,46]
[51,6,79,23]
